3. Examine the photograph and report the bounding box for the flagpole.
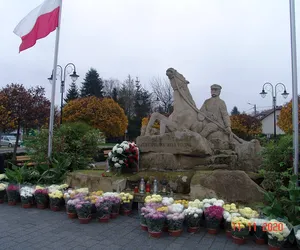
[48,0,63,158]
[289,0,299,183]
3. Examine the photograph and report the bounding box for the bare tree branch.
[103,78,121,97]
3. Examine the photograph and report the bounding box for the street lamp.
[259,82,289,138]
[48,63,79,125]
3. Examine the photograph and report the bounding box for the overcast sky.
[0,0,299,114]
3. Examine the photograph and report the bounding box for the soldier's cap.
[210,84,222,90]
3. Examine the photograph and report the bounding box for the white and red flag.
[13,0,62,52]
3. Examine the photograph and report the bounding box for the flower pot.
[168,229,183,237]
[78,217,91,224]
[255,238,266,245]
[67,212,77,219]
[8,201,16,206]
[226,230,232,238]
[22,203,31,209]
[207,228,218,235]
[50,206,60,212]
[268,244,281,250]
[232,236,246,245]
[110,212,119,219]
[99,215,110,223]
[141,224,148,231]
[188,227,199,233]
[37,203,47,209]
[148,231,162,238]
[121,210,132,216]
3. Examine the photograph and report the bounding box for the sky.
[0,0,299,114]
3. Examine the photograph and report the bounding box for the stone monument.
[136,68,264,203]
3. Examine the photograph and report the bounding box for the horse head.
[166,68,189,84]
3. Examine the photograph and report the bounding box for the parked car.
[0,136,21,147]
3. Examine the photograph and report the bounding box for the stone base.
[189,170,265,203]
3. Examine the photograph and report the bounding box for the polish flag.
[13,0,62,52]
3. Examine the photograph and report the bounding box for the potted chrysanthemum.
[167,212,185,236]
[267,219,291,250]
[49,190,64,211]
[250,218,268,245]
[145,211,166,238]
[95,196,112,223]
[34,186,49,209]
[76,200,92,224]
[119,192,134,215]
[223,212,241,238]
[20,186,34,208]
[231,216,251,245]
[0,183,8,204]
[238,207,259,219]
[140,206,156,231]
[204,205,224,234]
[184,207,203,233]
[102,193,121,219]
[6,184,20,205]
[66,198,79,219]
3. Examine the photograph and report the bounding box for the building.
[258,107,285,136]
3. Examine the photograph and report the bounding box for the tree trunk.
[13,120,21,161]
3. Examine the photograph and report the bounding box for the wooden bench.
[16,155,36,167]
[103,150,112,158]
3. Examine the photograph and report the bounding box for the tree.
[63,96,128,138]
[111,87,118,102]
[0,93,16,134]
[103,78,120,98]
[231,106,240,116]
[65,82,79,103]
[0,84,50,159]
[149,76,173,114]
[118,75,136,119]
[80,68,104,98]
[277,97,300,134]
[230,114,262,140]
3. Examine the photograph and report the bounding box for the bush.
[24,122,104,171]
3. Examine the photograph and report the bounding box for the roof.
[256,106,282,121]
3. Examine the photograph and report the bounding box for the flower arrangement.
[66,198,80,217]
[34,186,49,209]
[145,211,166,238]
[49,190,64,211]
[188,199,203,208]
[0,183,8,203]
[266,219,291,248]
[167,212,185,235]
[231,216,251,238]
[95,197,112,222]
[7,184,20,205]
[20,186,34,208]
[204,205,224,233]
[108,141,139,172]
[184,207,203,231]
[238,207,259,219]
[223,203,238,213]
[119,192,134,215]
[162,197,174,206]
[76,201,92,223]
[145,194,162,203]
[174,199,189,208]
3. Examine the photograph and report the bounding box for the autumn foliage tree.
[277,98,300,134]
[63,96,128,138]
[230,114,262,140]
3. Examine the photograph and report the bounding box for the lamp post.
[259,82,289,138]
[48,63,79,125]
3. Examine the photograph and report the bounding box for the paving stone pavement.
[0,204,294,250]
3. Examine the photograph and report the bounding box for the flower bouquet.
[95,197,112,222]
[103,192,121,218]
[120,192,134,215]
[145,211,166,238]
[184,207,203,233]
[231,216,251,244]
[20,186,35,208]
[66,198,80,219]
[34,186,49,209]
[76,201,92,224]
[49,190,64,211]
[140,206,156,231]
[266,219,291,250]
[7,184,20,205]
[204,205,224,234]
[0,183,8,204]
[167,212,185,236]
[250,218,268,245]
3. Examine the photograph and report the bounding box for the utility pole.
[247,103,257,116]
